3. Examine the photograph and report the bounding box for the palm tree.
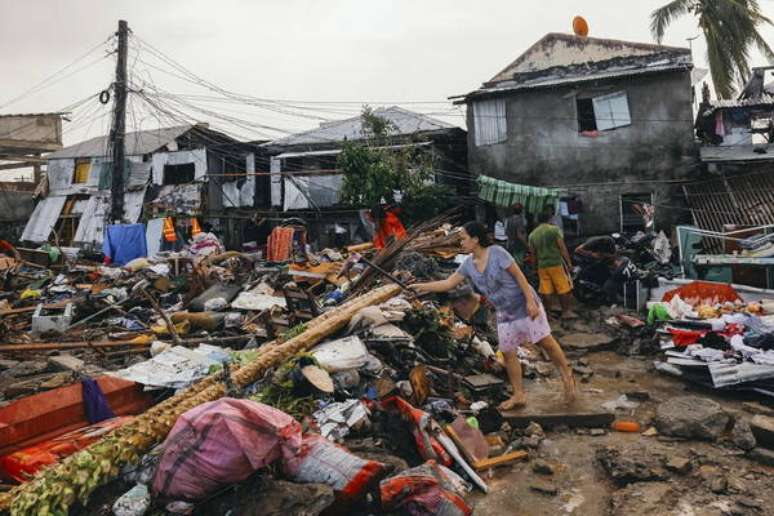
[650,0,774,99]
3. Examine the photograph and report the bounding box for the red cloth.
[668,323,744,347]
[374,210,407,249]
[267,227,295,262]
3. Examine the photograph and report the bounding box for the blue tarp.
[103,223,147,265]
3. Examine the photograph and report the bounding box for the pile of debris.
[0,214,533,516]
[647,281,774,396]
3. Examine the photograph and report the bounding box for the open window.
[620,192,653,233]
[163,163,195,185]
[577,91,631,132]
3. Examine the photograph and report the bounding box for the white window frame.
[472,98,507,146]
[592,91,631,131]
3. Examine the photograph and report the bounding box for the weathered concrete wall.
[0,190,35,241]
[467,71,698,234]
[0,115,62,147]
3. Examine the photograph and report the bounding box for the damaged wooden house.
[453,32,698,236]
[0,113,65,241]
[20,124,262,253]
[260,106,468,247]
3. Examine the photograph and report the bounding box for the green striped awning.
[477,175,562,212]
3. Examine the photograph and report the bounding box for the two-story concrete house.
[453,32,698,235]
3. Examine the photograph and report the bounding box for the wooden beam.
[0,139,62,152]
[473,451,528,471]
[0,161,38,171]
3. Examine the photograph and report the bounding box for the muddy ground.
[469,347,774,516]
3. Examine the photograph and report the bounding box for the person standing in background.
[504,203,528,264]
[528,210,577,319]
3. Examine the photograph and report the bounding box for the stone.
[750,415,774,449]
[736,498,763,510]
[6,360,48,377]
[3,379,39,398]
[562,333,614,351]
[590,428,606,437]
[532,459,556,475]
[0,359,20,371]
[48,354,85,373]
[596,446,667,486]
[524,435,543,449]
[198,477,335,516]
[535,362,553,377]
[577,358,590,367]
[572,365,594,377]
[709,475,728,494]
[665,456,692,475]
[731,419,757,451]
[748,447,774,467]
[654,396,730,441]
[625,391,650,402]
[529,480,558,496]
[500,422,512,435]
[39,372,72,390]
[525,422,544,438]
[609,482,673,515]
[742,402,774,418]
[642,427,659,437]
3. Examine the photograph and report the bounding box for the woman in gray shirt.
[411,221,576,410]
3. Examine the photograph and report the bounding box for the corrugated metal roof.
[700,143,774,163]
[684,170,774,251]
[48,125,193,159]
[0,112,67,118]
[706,94,774,109]
[267,107,453,146]
[456,61,691,102]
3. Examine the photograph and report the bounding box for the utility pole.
[110,19,128,223]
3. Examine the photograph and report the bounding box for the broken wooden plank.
[499,410,615,429]
[474,450,528,471]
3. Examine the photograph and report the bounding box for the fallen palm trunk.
[0,284,400,515]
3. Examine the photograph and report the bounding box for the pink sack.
[152,398,302,501]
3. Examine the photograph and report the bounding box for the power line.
[0,38,113,110]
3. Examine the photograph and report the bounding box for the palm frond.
[650,0,693,43]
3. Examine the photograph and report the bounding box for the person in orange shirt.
[371,206,407,249]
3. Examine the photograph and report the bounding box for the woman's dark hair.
[462,221,492,247]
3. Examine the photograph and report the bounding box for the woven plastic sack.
[381,396,452,466]
[152,398,302,501]
[283,433,385,500]
[380,460,472,516]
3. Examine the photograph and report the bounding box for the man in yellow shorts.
[528,210,577,319]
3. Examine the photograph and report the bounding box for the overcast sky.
[2,0,773,179]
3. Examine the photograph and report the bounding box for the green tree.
[650,0,774,99]
[338,106,453,223]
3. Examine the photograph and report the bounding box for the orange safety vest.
[191,217,202,237]
[163,217,177,242]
